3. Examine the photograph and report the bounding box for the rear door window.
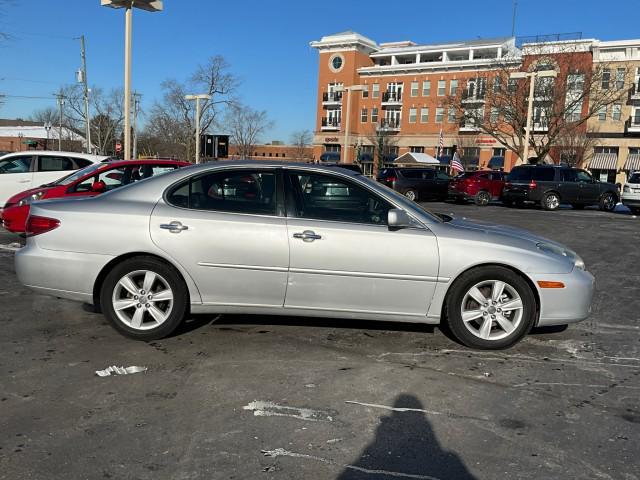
[0,155,33,174]
[38,156,75,172]
[400,169,423,179]
[73,158,93,169]
[561,169,578,182]
[532,168,555,181]
[506,168,532,182]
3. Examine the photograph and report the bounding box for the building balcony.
[531,120,549,132]
[381,91,402,105]
[461,90,486,103]
[459,120,480,132]
[322,91,343,105]
[630,82,640,100]
[321,117,341,130]
[377,119,401,132]
[625,116,640,135]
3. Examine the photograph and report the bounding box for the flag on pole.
[451,151,464,173]
[437,128,444,159]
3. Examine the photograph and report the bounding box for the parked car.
[502,165,619,211]
[621,171,640,215]
[377,167,450,201]
[15,161,594,350]
[0,151,109,208]
[1,159,191,233]
[448,170,506,206]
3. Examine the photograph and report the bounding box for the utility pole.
[185,94,211,164]
[132,92,141,160]
[77,35,92,154]
[56,91,66,151]
[511,0,518,37]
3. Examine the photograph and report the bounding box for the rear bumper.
[502,190,535,202]
[621,193,640,207]
[532,268,595,326]
[15,242,114,304]
[0,205,29,233]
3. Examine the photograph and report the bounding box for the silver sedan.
[15,162,594,349]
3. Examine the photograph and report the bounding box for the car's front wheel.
[474,190,491,206]
[404,189,418,202]
[100,256,188,341]
[599,192,617,212]
[445,266,537,349]
[542,192,561,211]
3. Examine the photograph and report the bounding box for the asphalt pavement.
[0,202,638,480]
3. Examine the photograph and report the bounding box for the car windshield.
[359,175,443,223]
[628,173,640,184]
[53,163,103,186]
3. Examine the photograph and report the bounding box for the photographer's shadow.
[337,394,477,480]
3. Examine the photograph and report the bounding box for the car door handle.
[160,221,189,233]
[18,179,30,183]
[293,230,322,242]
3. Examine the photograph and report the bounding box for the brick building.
[0,119,85,154]
[228,143,315,162]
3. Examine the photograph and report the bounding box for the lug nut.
[134,295,139,300]
[482,311,488,316]
[491,315,496,319]
[136,303,141,308]
[145,303,150,308]
[497,308,502,312]
[140,290,146,295]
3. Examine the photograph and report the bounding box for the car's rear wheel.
[100,256,188,341]
[445,266,537,349]
[599,192,617,212]
[542,192,560,211]
[404,189,418,202]
[474,190,491,206]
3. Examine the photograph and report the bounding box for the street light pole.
[185,94,211,164]
[56,91,66,151]
[132,92,141,159]
[341,84,364,163]
[78,35,92,154]
[510,70,557,164]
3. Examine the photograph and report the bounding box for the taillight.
[529,180,537,189]
[387,176,397,183]
[25,215,60,237]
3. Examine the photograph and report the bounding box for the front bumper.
[532,268,595,326]
[15,242,114,304]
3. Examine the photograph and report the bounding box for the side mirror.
[388,209,412,229]
[91,181,106,193]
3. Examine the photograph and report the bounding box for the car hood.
[448,217,560,246]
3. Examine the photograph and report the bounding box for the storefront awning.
[589,153,618,170]
[394,152,440,165]
[488,156,504,169]
[623,154,640,172]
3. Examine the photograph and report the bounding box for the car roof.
[102,159,191,167]
[0,150,110,162]
[186,160,363,177]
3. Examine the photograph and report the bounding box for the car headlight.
[17,191,45,207]
[623,185,630,193]
[537,242,585,270]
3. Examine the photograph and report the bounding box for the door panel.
[559,169,580,203]
[150,169,288,307]
[285,219,439,315]
[576,170,600,203]
[0,155,35,204]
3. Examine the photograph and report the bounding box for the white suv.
[0,151,109,208]
[622,171,640,215]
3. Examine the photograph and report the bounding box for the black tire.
[474,190,491,206]
[572,203,585,210]
[599,192,617,212]
[404,189,418,202]
[630,207,640,216]
[100,256,189,341]
[445,266,537,350]
[542,192,561,211]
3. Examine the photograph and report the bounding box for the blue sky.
[0,0,638,142]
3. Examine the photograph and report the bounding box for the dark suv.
[377,167,450,201]
[503,165,619,211]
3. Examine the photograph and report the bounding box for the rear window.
[38,156,74,172]
[400,169,434,179]
[629,173,640,184]
[507,167,532,182]
[508,167,555,182]
[378,169,395,178]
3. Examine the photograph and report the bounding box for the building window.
[422,80,431,96]
[361,108,368,123]
[565,103,582,122]
[507,78,517,93]
[493,75,502,93]
[268,152,272,157]
[602,68,611,89]
[437,80,446,96]
[420,107,429,123]
[372,83,380,98]
[371,107,378,123]
[410,146,424,153]
[567,73,584,92]
[409,108,417,123]
[490,107,499,123]
[493,147,506,157]
[616,68,625,90]
[330,55,344,71]
[598,106,607,121]
[410,81,419,97]
[449,79,458,95]
[595,146,619,154]
[447,107,456,123]
[362,85,369,98]
[435,107,444,123]
[612,103,622,121]
[630,147,640,155]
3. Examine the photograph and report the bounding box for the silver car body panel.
[15,161,594,328]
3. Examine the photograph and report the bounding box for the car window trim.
[283,168,427,230]
[163,166,284,218]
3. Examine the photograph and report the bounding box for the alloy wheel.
[405,190,417,201]
[111,270,174,331]
[477,191,490,206]
[460,280,524,341]
[602,193,616,211]
[546,194,560,210]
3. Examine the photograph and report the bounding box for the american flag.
[437,128,444,158]
[451,151,464,173]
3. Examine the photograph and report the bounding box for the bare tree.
[446,42,629,163]
[225,104,273,159]
[289,129,313,161]
[30,107,58,125]
[555,123,599,168]
[363,124,399,176]
[145,56,239,160]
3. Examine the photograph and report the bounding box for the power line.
[0,77,59,85]
[1,94,57,100]
[2,30,76,41]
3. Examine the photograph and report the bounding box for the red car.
[447,170,506,206]
[1,159,191,233]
